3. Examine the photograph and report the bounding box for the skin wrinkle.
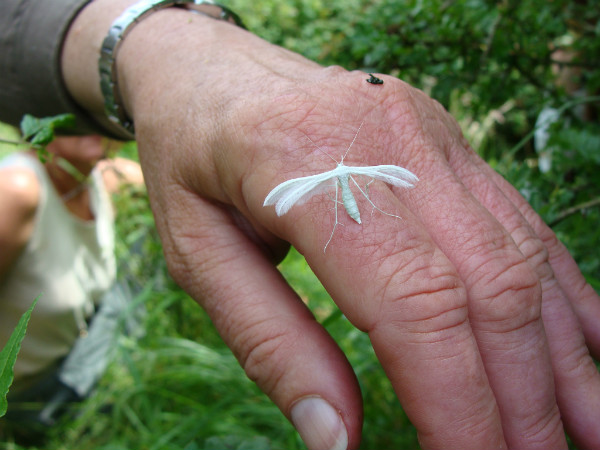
[373,266,468,334]
[455,166,555,285]
[235,323,291,390]
[541,228,586,288]
[474,317,545,349]
[469,298,540,336]
[553,337,595,378]
[469,255,539,295]
[377,244,461,300]
[162,201,264,299]
[519,412,565,448]
[395,303,472,344]
[241,104,338,204]
[462,234,539,285]
[505,222,549,261]
[330,211,427,285]
[448,394,503,440]
[168,210,239,263]
[465,262,540,319]
[454,222,518,265]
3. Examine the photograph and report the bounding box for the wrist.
[62,0,142,136]
[100,1,247,138]
[62,0,322,140]
[111,8,329,157]
[117,9,322,126]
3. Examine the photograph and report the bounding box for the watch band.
[99,0,245,138]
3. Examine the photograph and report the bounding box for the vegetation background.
[1,0,598,448]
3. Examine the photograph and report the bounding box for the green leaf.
[19,114,42,141]
[30,126,55,147]
[19,113,76,146]
[19,113,76,163]
[0,296,39,417]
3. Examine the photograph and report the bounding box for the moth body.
[337,169,361,224]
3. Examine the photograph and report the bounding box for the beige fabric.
[0,153,116,391]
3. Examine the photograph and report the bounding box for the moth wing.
[264,170,338,216]
[351,165,418,188]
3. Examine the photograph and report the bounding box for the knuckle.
[452,401,504,444]
[374,247,470,336]
[468,257,542,332]
[513,408,564,448]
[234,322,290,393]
[554,337,597,379]
[513,230,554,282]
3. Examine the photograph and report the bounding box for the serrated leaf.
[19,114,43,140]
[0,296,39,417]
[19,113,76,147]
[30,126,55,147]
[50,114,76,130]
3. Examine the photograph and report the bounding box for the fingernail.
[290,396,348,450]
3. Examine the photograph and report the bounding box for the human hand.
[63,5,600,449]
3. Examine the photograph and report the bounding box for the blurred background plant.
[1,0,598,448]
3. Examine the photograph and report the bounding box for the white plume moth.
[263,122,419,252]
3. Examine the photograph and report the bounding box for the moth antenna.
[341,120,364,163]
[303,132,339,164]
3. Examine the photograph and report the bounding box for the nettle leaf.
[20,113,76,145]
[0,296,39,417]
[19,113,76,162]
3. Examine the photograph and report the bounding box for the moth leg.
[326,191,343,204]
[350,176,402,220]
[365,179,376,218]
[324,180,341,252]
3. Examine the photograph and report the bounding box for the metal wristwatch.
[99,0,245,138]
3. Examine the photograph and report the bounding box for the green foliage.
[20,114,75,147]
[19,114,76,162]
[0,298,38,417]
[0,114,77,169]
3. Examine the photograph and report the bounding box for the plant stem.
[0,137,23,146]
[550,197,600,227]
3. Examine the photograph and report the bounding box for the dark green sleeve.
[0,0,115,136]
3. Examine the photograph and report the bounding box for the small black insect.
[366,73,384,85]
